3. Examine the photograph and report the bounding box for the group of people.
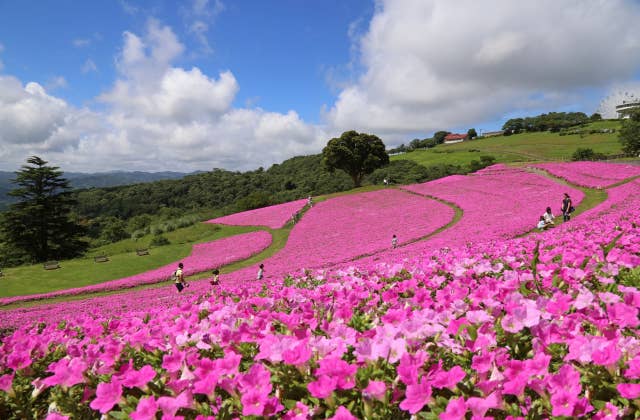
[172,263,264,293]
[536,193,575,230]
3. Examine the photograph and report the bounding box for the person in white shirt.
[537,216,547,230]
[543,207,555,226]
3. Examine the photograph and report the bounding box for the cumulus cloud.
[0,19,327,172]
[326,0,640,141]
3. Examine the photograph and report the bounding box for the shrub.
[571,148,606,161]
[149,234,170,247]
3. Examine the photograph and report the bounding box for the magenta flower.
[130,396,158,420]
[282,339,312,366]
[399,379,432,414]
[241,389,271,417]
[42,357,87,388]
[550,389,579,417]
[118,364,156,388]
[431,365,466,390]
[624,356,640,379]
[283,401,310,420]
[607,302,640,328]
[308,375,337,398]
[329,406,358,420]
[0,373,14,393]
[45,414,70,420]
[157,391,193,416]
[315,357,357,390]
[618,383,640,399]
[6,350,31,370]
[89,380,123,414]
[467,392,501,417]
[440,396,467,420]
[363,380,387,401]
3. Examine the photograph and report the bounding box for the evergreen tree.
[0,156,87,264]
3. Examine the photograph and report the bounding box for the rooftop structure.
[616,98,640,118]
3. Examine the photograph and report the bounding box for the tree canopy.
[502,112,589,134]
[0,156,87,264]
[322,130,390,187]
[619,109,640,157]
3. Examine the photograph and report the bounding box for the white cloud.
[46,76,68,90]
[325,0,640,140]
[81,59,98,74]
[73,38,91,48]
[0,20,326,172]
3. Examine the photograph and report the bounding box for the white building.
[616,99,640,118]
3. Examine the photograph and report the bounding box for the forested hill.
[0,170,195,210]
[73,155,457,220]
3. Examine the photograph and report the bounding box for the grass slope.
[394,120,622,168]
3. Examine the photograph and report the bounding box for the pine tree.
[0,156,87,264]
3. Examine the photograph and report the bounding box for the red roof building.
[444,133,467,143]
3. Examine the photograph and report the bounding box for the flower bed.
[0,182,639,418]
[530,161,640,188]
[205,199,307,229]
[401,165,584,249]
[0,231,272,306]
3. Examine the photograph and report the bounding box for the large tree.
[322,130,389,187]
[0,156,87,263]
[619,109,640,157]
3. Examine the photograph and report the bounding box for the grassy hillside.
[394,120,622,167]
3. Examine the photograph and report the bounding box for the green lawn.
[0,224,265,298]
[395,121,623,168]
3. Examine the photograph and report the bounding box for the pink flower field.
[205,199,307,229]
[531,161,640,188]
[1,163,639,419]
[401,164,584,248]
[0,231,272,306]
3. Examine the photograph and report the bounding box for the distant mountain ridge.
[0,170,197,210]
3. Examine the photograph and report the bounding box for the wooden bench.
[94,255,109,263]
[136,248,150,256]
[44,261,60,270]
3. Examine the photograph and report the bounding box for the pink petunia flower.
[307,375,337,399]
[618,383,640,399]
[130,396,158,420]
[328,406,358,420]
[89,380,123,414]
[363,380,387,401]
[399,379,432,414]
[439,396,467,420]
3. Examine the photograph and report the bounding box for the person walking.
[307,195,313,207]
[174,262,188,292]
[561,193,573,222]
[391,234,398,249]
[209,269,220,286]
[257,264,264,280]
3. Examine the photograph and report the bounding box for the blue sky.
[1,0,640,172]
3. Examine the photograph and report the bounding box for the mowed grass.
[394,121,622,167]
[0,223,265,298]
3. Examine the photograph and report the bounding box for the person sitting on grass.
[537,216,547,231]
[543,207,555,227]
